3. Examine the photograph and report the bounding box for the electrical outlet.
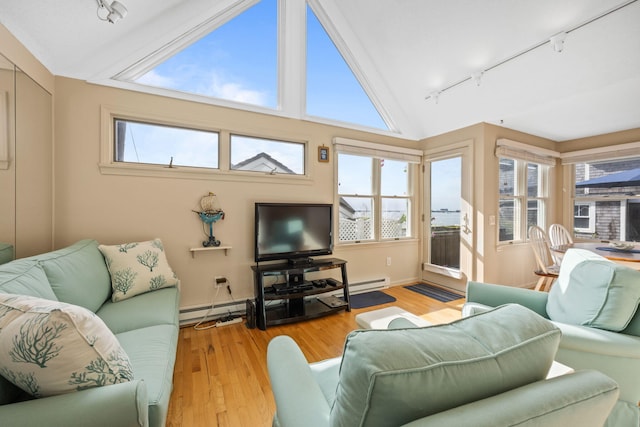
[214,276,227,287]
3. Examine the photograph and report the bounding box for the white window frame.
[498,158,550,244]
[98,105,313,184]
[334,137,420,244]
[573,201,595,233]
[495,139,555,245]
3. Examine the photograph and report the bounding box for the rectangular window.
[114,119,219,168]
[230,135,305,175]
[499,158,548,243]
[574,202,594,233]
[337,153,412,242]
[573,158,640,241]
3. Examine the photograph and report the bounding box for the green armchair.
[267,304,618,427]
[465,248,640,427]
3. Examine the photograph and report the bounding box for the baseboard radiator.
[328,276,389,296]
[179,276,390,326]
[179,300,247,326]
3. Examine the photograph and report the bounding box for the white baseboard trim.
[179,276,391,326]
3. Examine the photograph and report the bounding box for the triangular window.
[134,0,277,108]
[305,5,388,130]
[125,0,389,131]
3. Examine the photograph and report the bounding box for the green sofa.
[0,239,180,427]
[0,242,13,265]
[465,248,640,427]
[268,304,619,427]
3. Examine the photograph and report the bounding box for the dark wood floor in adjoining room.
[166,284,465,427]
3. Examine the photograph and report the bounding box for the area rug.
[404,283,463,303]
[342,291,396,309]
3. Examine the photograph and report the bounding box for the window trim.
[335,141,419,244]
[498,158,550,244]
[573,201,595,233]
[98,104,313,184]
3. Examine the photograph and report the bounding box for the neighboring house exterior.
[575,160,640,242]
[232,152,295,174]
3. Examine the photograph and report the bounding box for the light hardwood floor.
[166,284,465,427]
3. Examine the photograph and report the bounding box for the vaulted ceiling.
[1,0,638,141]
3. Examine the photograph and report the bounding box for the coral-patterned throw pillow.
[98,238,179,302]
[0,294,133,397]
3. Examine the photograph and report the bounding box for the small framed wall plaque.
[318,145,329,163]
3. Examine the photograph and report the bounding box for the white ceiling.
[0,0,638,142]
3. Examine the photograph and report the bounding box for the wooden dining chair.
[548,224,574,264]
[528,225,560,292]
[548,223,574,246]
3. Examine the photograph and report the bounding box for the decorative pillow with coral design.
[0,294,133,397]
[98,238,179,302]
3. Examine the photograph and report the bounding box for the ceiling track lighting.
[424,0,637,104]
[471,71,484,87]
[96,0,128,24]
[549,32,567,53]
[426,91,441,104]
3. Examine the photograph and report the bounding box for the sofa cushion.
[547,249,640,331]
[97,287,180,334]
[99,239,179,302]
[330,304,561,427]
[116,324,178,427]
[0,260,57,301]
[0,294,133,398]
[34,239,112,313]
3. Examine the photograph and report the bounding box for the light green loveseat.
[465,248,640,427]
[268,304,619,427]
[0,239,180,427]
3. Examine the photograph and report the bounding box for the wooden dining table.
[551,242,640,270]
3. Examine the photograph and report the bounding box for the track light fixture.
[96,0,128,24]
[426,91,441,104]
[471,71,484,87]
[549,32,567,53]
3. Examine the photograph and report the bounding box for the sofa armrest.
[400,370,619,427]
[554,322,640,406]
[267,336,332,427]
[466,281,550,317]
[0,380,149,427]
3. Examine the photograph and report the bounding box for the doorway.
[423,143,474,293]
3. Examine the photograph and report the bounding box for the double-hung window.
[335,138,420,243]
[498,158,550,243]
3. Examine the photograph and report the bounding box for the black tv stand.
[251,258,350,330]
[288,257,312,266]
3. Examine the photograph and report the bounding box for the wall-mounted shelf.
[189,245,232,257]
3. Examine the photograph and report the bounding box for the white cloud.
[136,70,176,88]
[205,72,267,105]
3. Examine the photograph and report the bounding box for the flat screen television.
[255,203,333,263]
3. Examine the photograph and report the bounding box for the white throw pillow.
[0,294,133,397]
[99,238,179,302]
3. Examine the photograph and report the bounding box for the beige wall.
[558,128,640,153]
[0,24,54,258]
[15,70,53,257]
[54,77,422,309]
